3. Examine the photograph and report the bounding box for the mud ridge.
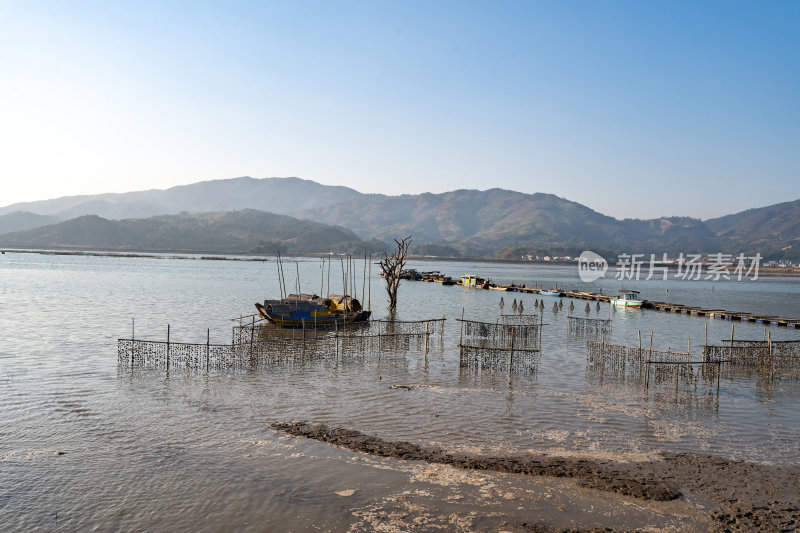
[272,421,800,531]
[270,421,680,501]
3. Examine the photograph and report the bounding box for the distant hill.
[0,209,387,254]
[295,189,728,257]
[0,211,61,234]
[705,199,800,261]
[0,176,362,221]
[1,176,797,259]
[706,199,800,246]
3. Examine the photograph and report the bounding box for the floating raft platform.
[411,277,800,327]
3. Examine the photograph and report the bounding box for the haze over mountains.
[1,177,798,259]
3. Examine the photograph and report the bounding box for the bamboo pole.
[638,329,642,367]
[340,257,346,299]
[509,327,515,376]
[362,251,367,306]
[130,318,135,367]
[276,252,283,301]
[206,328,210,371]
[459,307,465,358]
[250,316,255,356]
[645,330,653,388]
[768,331,773,380]
[424,321,429,357]
[296,262,301,300]
[730,323,735,364]
[368,253,372,311]
[166,324,170,369]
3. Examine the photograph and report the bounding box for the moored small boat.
[460,275,489,289]
[610,290,643,308]
[539,289,563,297]
[255,294,371,328]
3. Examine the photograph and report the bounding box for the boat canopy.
[325,294,363,312]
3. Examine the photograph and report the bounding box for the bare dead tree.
[379,235,412,313]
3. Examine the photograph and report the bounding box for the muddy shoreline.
[272,421,799,531]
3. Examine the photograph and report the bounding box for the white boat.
[610,290,643,308]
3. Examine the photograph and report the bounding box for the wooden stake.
[206,328,210,371]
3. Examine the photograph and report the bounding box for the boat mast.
[368,253,372,312]
[362,250,367,307]
[276,251,285,301]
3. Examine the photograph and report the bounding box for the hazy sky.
[1,0,798,219]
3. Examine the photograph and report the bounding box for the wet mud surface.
[272,421,800,532]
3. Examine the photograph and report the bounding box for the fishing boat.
[539,289,563,296]
[460,275,489,289]
[610,289,643,308]
[255,294,371,328]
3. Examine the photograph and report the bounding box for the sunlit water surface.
[1,253,799,530]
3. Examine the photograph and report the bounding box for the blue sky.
[1,0,797,219]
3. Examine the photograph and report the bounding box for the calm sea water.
[1,252,799,531]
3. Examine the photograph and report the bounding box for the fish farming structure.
[499,313,541,325]
[586,337,724,391]
[568,315,612,337]
[702,339,800,380]
[232,318,445,344]
[118,318,446,371]
[457,318,541,374]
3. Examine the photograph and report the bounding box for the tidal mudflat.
[1,252,798,531]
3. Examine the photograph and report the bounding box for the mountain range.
[1,177,797,260]
[0,209,385,254]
